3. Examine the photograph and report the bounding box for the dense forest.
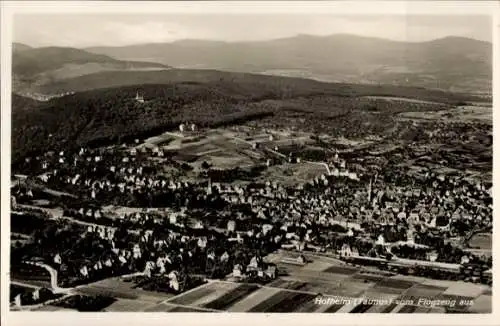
[11,72,487,166]
[36,69,481,104]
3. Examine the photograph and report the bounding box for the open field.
[363,96,445,105]
[160,131,265,171]
[168,281,241,307]
[144,302,215,312]
[141,127,328,184]
[398,106,492,124]
[256,163,327,186]
[246,290,317,313]
[103,298,160,312]
[202,283,260,310]
[468,233,492,250]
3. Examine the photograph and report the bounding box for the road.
[23,261,71,294]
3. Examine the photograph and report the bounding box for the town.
[10,114,492,313]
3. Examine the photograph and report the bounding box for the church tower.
[206,178,212,195]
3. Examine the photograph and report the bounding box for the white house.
[233,264,243,277]
[375,234,385,246]
[14,294,22,307]
[168,271,180,292]
[80,265,89,277]
[220,251,229,263]
[53,254,62,265]
[227,220,236,232]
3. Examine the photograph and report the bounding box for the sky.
[13,14,493,48]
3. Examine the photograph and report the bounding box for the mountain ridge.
[79,34,492,48]
[12,42,33,52]
[82,34,491,94]
[12,46,171,94]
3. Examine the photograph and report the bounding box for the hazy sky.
[13,14,492,48]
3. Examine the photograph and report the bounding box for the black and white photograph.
[0,1,497,324]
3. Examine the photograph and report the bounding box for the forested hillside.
[12,71,485,165]
[36,69,478,105]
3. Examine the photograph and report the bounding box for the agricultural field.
[141,252,492,313]
[16,251,491,313]
[138,127,330,185]
[363,96,445,105]
[168,281,241,307]
[103,298,160,312]
[151,276,490,313]
[142,133,176,146]
[256,163,327,186]
[144,302,214,312]
[161,130,265,171]
[246,290,317,313]
[398,105,492,124]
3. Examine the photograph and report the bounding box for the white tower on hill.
[135,92,144,103]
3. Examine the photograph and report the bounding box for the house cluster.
[28,147,195,202]
[43,208,286,288]
[200,166,491,269]
[15,137,492,289]
[231,256,278,282]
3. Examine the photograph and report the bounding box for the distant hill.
[12,42,32,52]
[85,34,492,94]
[12,46,170,93]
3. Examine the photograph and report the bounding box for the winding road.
[22,261,70,294]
